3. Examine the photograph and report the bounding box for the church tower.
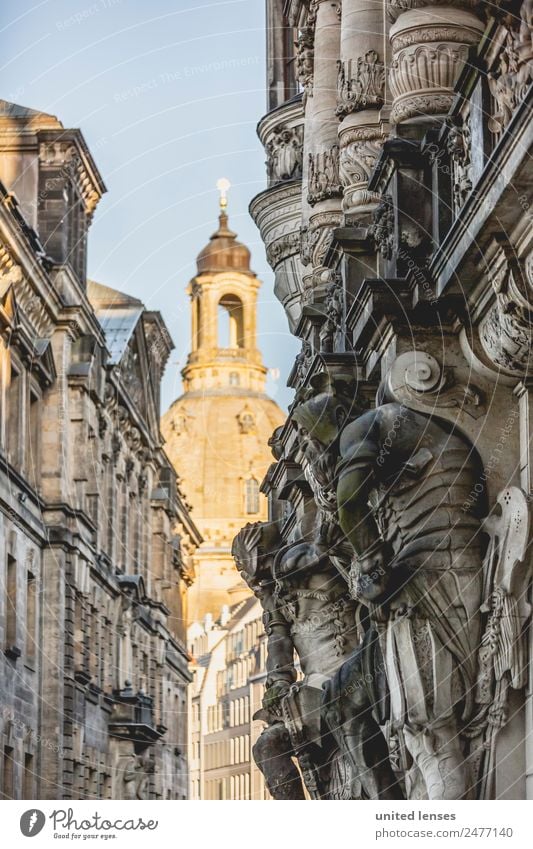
[162,182,284,623]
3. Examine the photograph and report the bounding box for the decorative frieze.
[336,51,385,118]
[266,231,301,267]
[307,146,342,205]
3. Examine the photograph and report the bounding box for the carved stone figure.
[370,195,394,260]
[447,117,472,210]
[118,753,153,800]
[318,272,344,353]
[469,486,531,798]
[479,250,533,375]
[232,517,395,799]
[293,375,489,799]
[488,14,533,134]
[290,374,402,799]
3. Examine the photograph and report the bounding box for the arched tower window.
[245,477,260,515]
[218,294,244,349]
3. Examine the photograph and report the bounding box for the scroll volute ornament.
[382,348,494,451]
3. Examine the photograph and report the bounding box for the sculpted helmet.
[291,371,363,447]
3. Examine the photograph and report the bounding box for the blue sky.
[1,0,299,411]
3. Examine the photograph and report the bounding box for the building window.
[27,388,41,489]
[25,571,36,666]
[2,746,14,799]
[6,364,22,468]
[5,555,17,653]
[23,752,34,798]
[229,371,240,387]
[245,477,260,515]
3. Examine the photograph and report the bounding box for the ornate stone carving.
[296,25,315,101]
[0,243,54,337]
[339,127,385,216]
[387,0,481,24]
[301,210,342,269]
[336,51,385,118]
[479,251,533,374]
[385,350,484,418]
[488,13,533,134]
[266,231,301,267]
[389,9,484,124]
[369,194,394,259]
[294,373,489,799]
[468,486,531,798]
[308,147,342,205]
[319,272,344,353]
[447,116,472,209]
[119,753,154,800]
[294,340,314,385]
[250,181,305,328]
[233,508,399,800]
[266,123,303,183]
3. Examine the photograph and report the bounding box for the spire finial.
[216,177,231,212]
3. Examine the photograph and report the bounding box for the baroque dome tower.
[161,182,284,623]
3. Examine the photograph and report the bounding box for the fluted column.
[302,0,342,294]
[337,0,388,222]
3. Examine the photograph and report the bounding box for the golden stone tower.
[162,182,284,623]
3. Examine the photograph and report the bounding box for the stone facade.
[188,599,272,801]
[0,100,201,800]
[239,0,533,801]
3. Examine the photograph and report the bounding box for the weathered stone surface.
[243,0,533,802]
[0,101,199,800]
